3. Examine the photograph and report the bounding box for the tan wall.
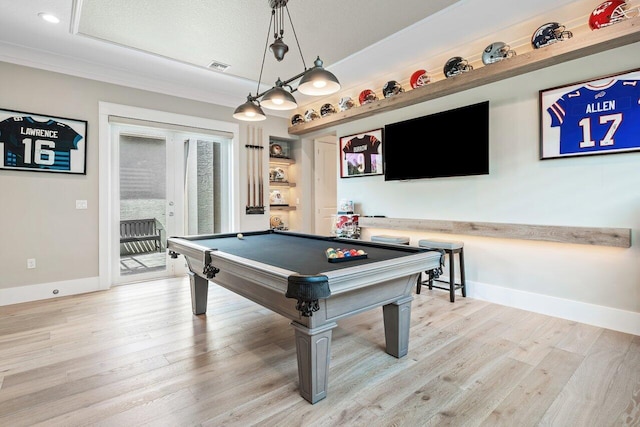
[0,62,290,290]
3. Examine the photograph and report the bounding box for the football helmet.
[291,113,304,126]
[589,0,639,29]
[320,103,337,117]
[410,69,431,88]
[338,97,356,111]
[482,42,516,65]
[382,80,405,98]
[358,89,378,105]
[531,22,573,48]
[304,109,320,122]
[443,56,473,78]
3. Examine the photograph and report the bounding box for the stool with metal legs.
[417,239,466,302]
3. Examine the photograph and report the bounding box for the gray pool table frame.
[167,233,441,404]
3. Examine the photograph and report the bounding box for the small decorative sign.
[539,68,640,160]
[0,108,87,174]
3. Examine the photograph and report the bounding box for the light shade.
[233,96,266,121]
[261,86,297,110]
[298,57,341,96]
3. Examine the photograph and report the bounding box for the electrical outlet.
[27,258,36,269]
[76,200,88,209]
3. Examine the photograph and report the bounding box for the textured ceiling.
[75,0,461,87]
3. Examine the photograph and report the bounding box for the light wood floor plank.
[0,277,638,426]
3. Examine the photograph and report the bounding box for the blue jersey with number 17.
[546,80,640,155]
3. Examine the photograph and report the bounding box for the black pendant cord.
[256,9,275,100]
[284,4,306,70]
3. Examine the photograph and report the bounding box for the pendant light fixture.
[233,0,341,121]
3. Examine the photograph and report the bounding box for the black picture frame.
[339,128,383,178]
[0,108,87,174]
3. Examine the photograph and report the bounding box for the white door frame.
[98,102,240,290]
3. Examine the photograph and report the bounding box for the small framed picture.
[539,68,640,160]
[339,128,383,178]
[0,108,87,174]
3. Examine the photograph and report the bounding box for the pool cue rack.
[246,126,265,215]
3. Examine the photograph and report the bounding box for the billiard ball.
[237,233,244,239]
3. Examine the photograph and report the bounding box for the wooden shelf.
[359,217,631,248]
[269,181,296,188]
[270,205,297,212]
[269,157,295,165]
[288,17,640,136]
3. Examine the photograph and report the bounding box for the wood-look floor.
[1,277,638,427]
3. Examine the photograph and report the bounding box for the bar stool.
[417,239,466,302]
[370,235,410,245]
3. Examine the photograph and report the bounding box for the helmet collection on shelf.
[289,4,632,126]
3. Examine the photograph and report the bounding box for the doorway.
[98,103,240,290]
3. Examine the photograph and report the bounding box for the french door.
[110,124,232,285]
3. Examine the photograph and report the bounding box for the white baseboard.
[2,276,638,337]
[466,280,640,336]
[0,276,102,306]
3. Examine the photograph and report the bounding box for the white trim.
[0,277,101,306]
[466,280,640,336]
[98,102,240,290]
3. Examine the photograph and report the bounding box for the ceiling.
[0,0,599,120]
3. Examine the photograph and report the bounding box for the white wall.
[308,43,640,335]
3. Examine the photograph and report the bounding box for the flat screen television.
[384,101,489,181]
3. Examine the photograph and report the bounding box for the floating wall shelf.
[288,17,640,136]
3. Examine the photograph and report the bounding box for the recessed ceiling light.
[38,12,60,24]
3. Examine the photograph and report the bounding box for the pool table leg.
[290,321,337,404]
[383,295,413,358]
[187,270,209,315]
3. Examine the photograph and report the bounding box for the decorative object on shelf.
[443,56,473,78]
[269,143,283,157]
[270,215,288,230]
[358,89,378,105]
[0,108,87,174]
[481,42,516,65]
[338,199,354,214]
[304,109,320,122]
[338,96,356,111]
[540,67,640,160]
[531,22,573,49]
[589,0,638,30]
[245,126,265,214]
[232,0,341,121]
[291,113,304,126]
[269,189,288,205]
[320,103,337,117]
[331,213,360,239]
[410,69,431,88]
[269,166,286,182]
[339,128,383,178]
[382,80,405,98]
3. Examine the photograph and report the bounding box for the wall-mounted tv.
[384,101,489,181]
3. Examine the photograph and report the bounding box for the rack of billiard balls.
[325,247,367,263]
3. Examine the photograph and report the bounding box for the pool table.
[166,229,442,403]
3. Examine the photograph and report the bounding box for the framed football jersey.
[339,128,383,178]
[540,68,640,160]
[0,108,87,174]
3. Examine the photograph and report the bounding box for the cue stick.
[258,127,263,207]
[246,128,251,207]
[252,127,257,208]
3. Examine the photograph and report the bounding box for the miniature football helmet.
[320,103,337,117]
[443,56,473,78]
[291,113,304,126]
[589,0,639,29]
[410,69,431,88]
[382,80,405,98]
[531,22,573,49]
[338,97,356,111]
[304,109,320,122]
[358,89,378,105]
[269,143,283,156]
[481,42,516,65]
